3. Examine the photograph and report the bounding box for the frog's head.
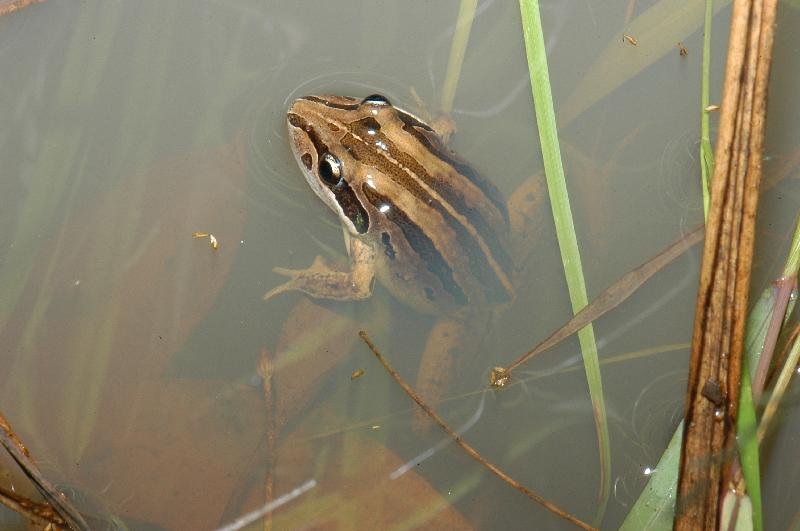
[286,94,400,236]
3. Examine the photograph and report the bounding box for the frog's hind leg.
[413,317,469,432]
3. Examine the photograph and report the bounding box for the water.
[0,0,797,529]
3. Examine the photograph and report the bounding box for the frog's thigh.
[264,237,376,301]
[508,172,546,265]
[414,317,466,430]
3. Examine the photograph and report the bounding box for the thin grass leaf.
[700,0,715,218]
[783,214,800,278]
[758,328,800,442]
[737,364,763,531]
[440,0,478,114]
[751,214,800,394]
[720,490,754,531]
[518,0,609,524]
[619,422,683,530]
[745,288,780,375]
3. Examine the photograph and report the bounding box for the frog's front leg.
[264,235,376,301]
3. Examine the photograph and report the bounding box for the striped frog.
[265,94,523,410]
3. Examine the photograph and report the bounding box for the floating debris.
[488,366,510,389]
[622,34,638,46]
[193,231,218,250]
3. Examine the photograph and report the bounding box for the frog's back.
[349,102,514,313]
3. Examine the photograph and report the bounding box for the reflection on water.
[0,0,797,529]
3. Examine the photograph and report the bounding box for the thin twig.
[0,485,66,528]
[358,331,596,531]
[0,412,89,531]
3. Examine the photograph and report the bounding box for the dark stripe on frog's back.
[344,119,513,303]
[363,185,468,306]
[347,115,513,279]
[345,140,511,306]
[394,110,510,228]
[298,98,509,236]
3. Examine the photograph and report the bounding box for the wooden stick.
[674,0,778,527]
[358,331,596,531]
[0,412,89,531]
[0,485,66,529]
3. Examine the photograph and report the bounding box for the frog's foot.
[264,255,375,301]
[408,87,456,143]
[428,115,456,144]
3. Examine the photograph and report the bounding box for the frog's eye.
[362,94,391,106]
[319,153,343,186]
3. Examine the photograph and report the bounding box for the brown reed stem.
[675,0,778,527]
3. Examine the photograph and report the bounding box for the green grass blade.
[758,328,800,442]
[700,0,715,218]
[518,0,610,524]
[737,363,763,531]
[619,422,683,531]
[782,213,800,278]
[744,287,778,374]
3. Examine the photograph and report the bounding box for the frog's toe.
[271,266,300,277]
[264,257,338,300]
[263,266,302,299]
[263,279,295,300]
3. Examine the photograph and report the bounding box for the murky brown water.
[0,1,798,529]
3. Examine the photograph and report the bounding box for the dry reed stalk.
[675,0,778,528]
